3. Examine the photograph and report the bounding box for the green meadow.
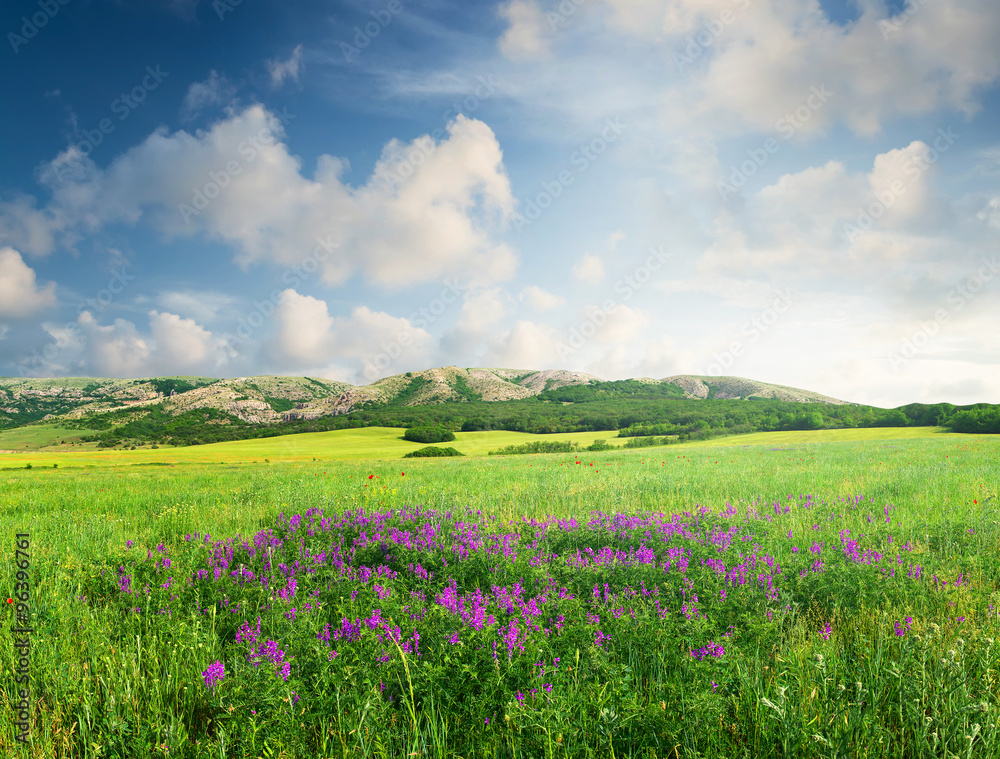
[1,428,999,757]
[0,425,627,467]
[0,425,93,452]
[0,423,971,468]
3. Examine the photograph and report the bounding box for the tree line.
[61,382,1000,448]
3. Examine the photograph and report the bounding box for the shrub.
[402,446,464,458]
[585,439,617,452]
[488,441,579,456]
[623,435,674,449]
[403,425,456,444]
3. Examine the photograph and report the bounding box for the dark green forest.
[52,378,1000,449]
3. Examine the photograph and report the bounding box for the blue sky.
[1,0,999,407]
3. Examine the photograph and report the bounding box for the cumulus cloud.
[439,288,511,358]
[520,285,566,311]
[639,0,1000,137]
[76,311,151,377]
[864,140,940,225]
[699,139,984,297]
[571,254,605,283]
[490,0,1000,143]
[18,308,235,378]
[148,310,220,371]
[498,0,552,60]
[0,197,62,258]
[266,289,435,380]
[19,106,517,292]
[482,320,561,368]
[0,247,57,318]
[594,303,649,344]
[269,290,335,365]
[267,45,304,88]
[455,288,510,334]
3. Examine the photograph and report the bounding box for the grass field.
[0,426,644,467]
[0,425,94,452]
[0,424,968,468]
[1,430,999,757]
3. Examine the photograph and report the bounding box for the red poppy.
[401,472,405,476]
[368,474,375,479]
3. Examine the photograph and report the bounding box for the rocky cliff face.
[223,400,276,424]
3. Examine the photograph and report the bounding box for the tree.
[403,425,456,444]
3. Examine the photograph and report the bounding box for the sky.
[1,0,999,408]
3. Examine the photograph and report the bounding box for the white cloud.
[977,197,1000,230]
[18,308,235,378]
[148,310,221,371]
[591,303,649,344]
[498,0,552,60]
[0,197,61,258]
[267,289,434,380]
[699,139,982,289]
[457,288,509,334]
[157,290,238,324]
[655,276,796,310]
[637,336,683,378]
[0,247,57,317]
[23,106,518,292]
[267,45,304,89]
[865,140,937,224]
[572,254,605,283]
[489,0,1000,144]
[439,288,512,358]
[520,285,566,310]
[656,0,1000,137]
[269,290,335,364]
[76,311,151,377]
[181,71,236,120]
[482,320,561,368]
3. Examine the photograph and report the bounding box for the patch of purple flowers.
[202,660,225,690]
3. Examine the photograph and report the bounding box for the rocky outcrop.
[224,400,276,424]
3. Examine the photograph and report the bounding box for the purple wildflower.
[202,660,225,690]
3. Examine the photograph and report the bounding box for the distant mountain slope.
[0,376,219,427]
[0,367,848,428]
[660,376,849,404]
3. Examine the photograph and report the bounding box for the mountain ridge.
[0,368,850,428]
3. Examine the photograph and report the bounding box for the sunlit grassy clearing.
[0,427,626,467]
[684,426,966,447]
[0,425,966,468]
[0,424,91,451]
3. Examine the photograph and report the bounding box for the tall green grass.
[0,433,997,757]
